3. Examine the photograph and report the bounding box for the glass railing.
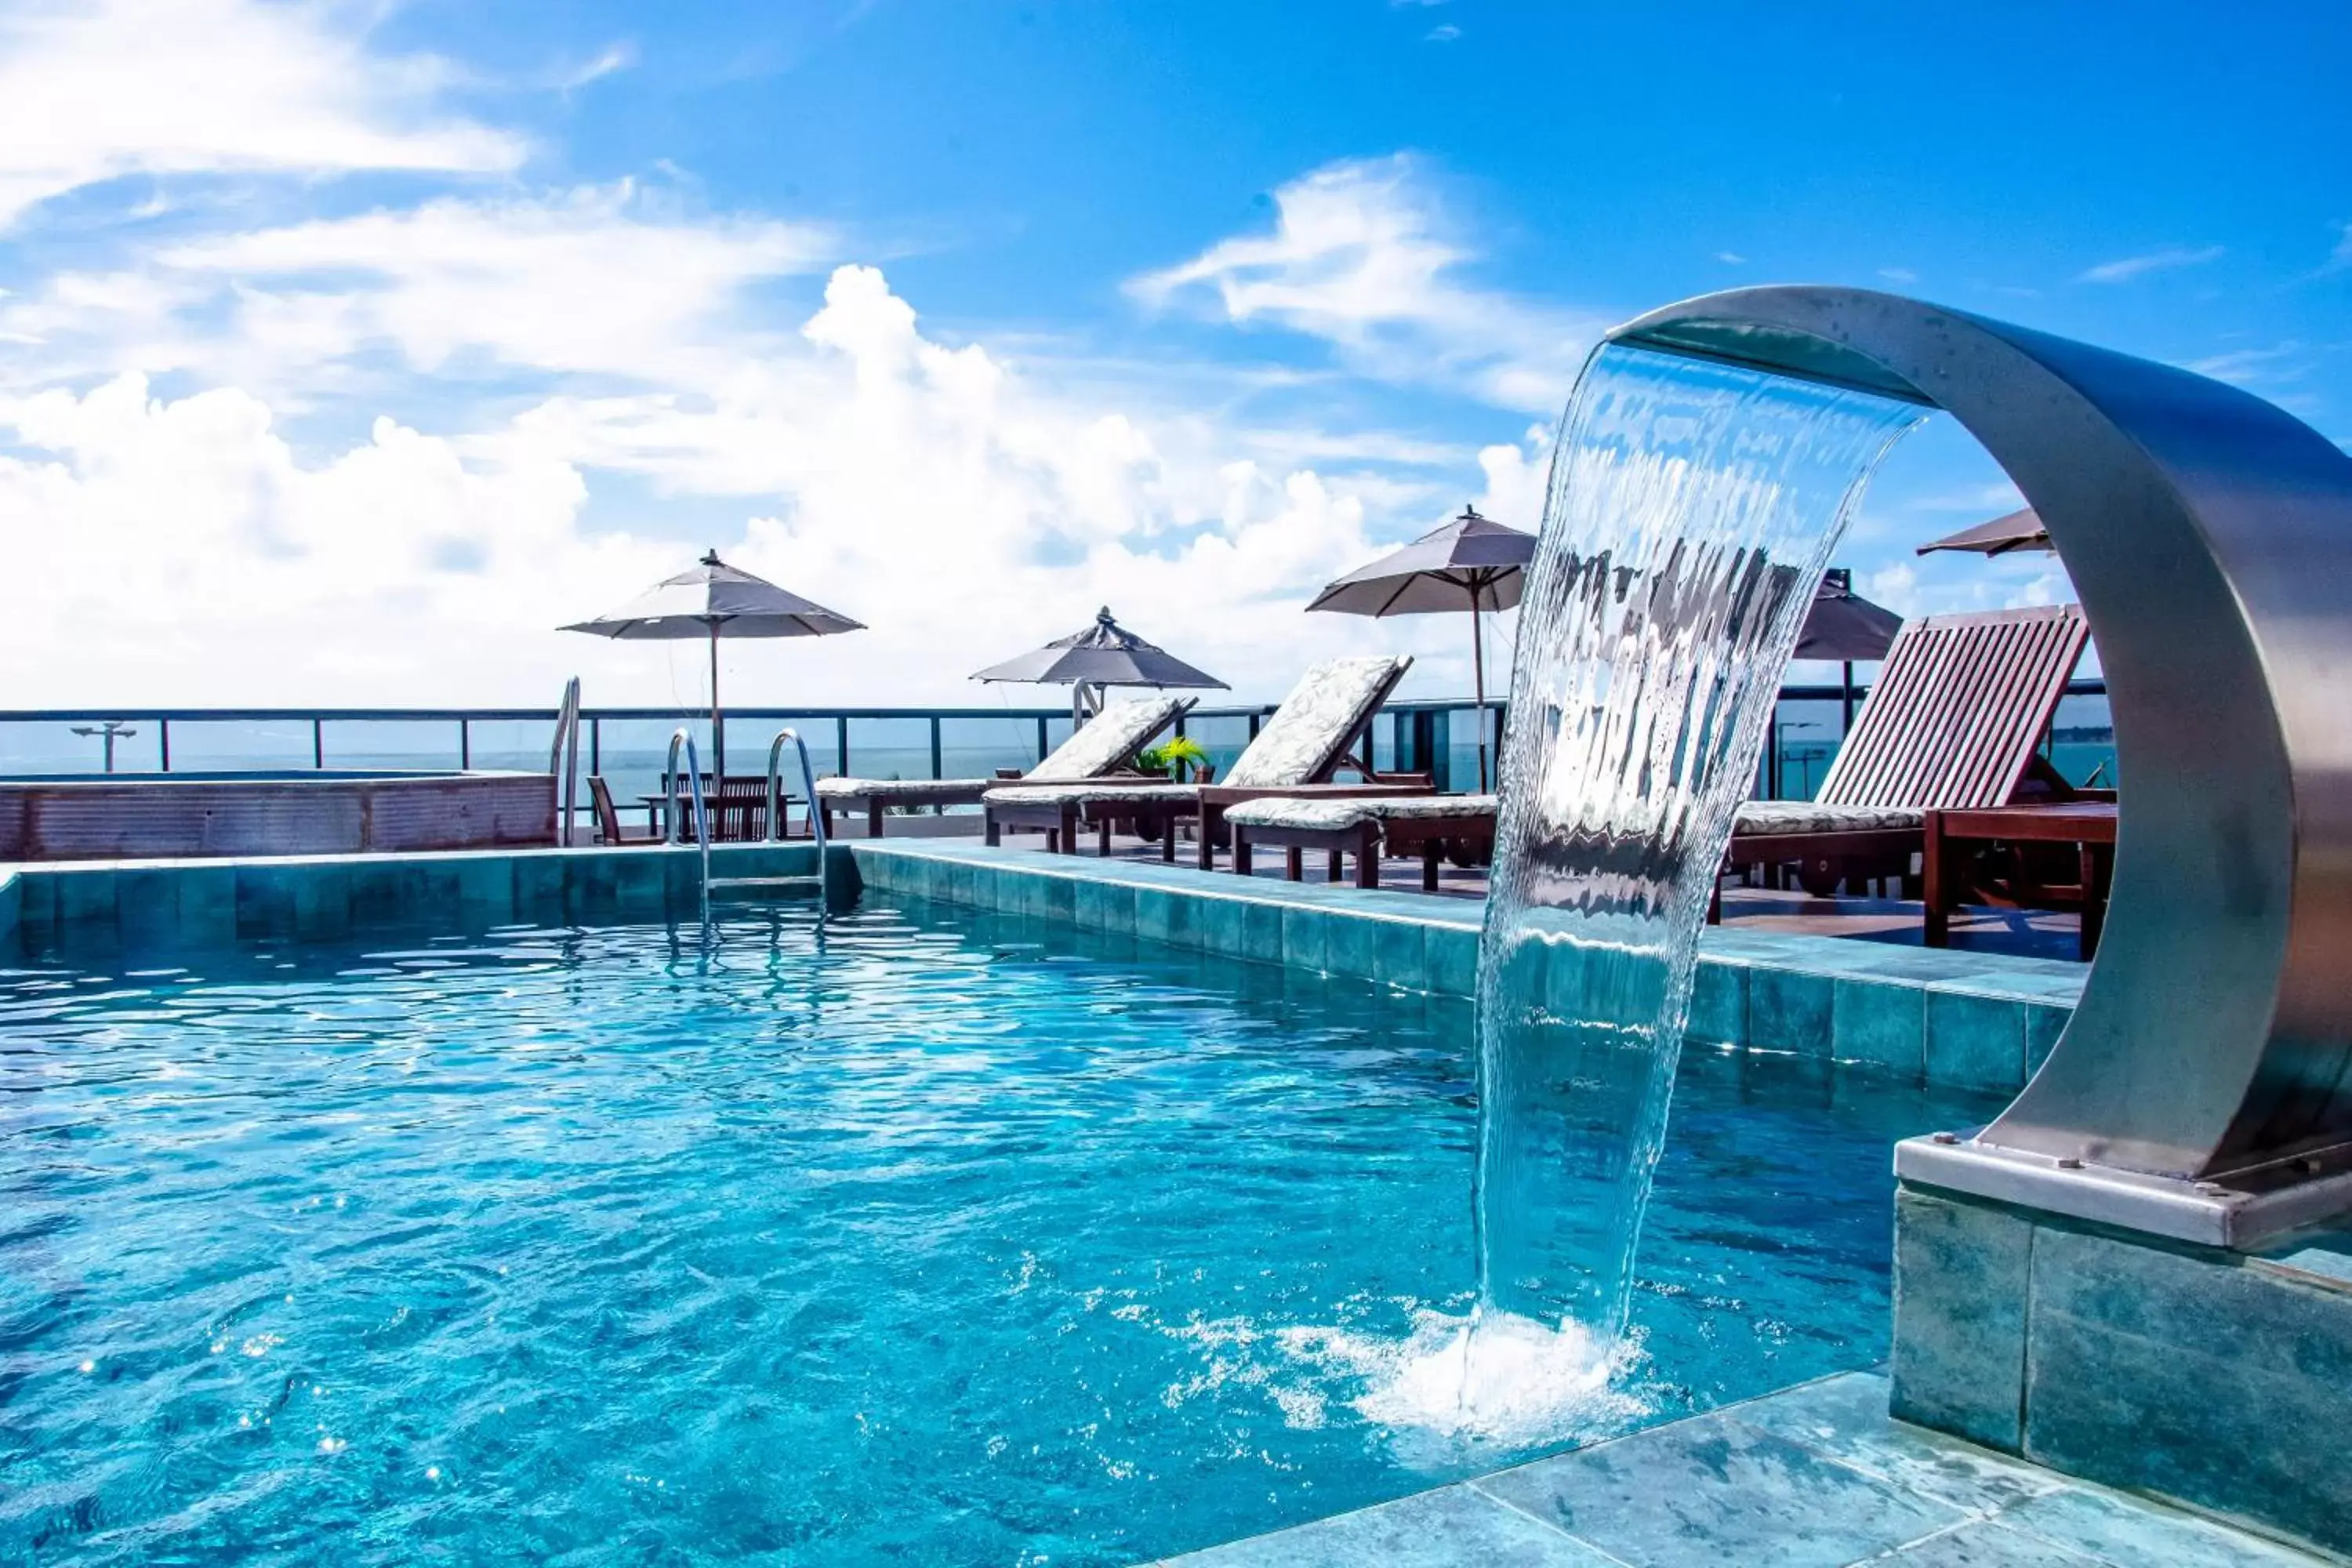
[0,681,2118,828]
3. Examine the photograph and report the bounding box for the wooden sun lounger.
[816,695,1195,838]
[1715,603,2094,917]
[983,656,1429,868]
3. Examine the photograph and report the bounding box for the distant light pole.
[71,720,139,775]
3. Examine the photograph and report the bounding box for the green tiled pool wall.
[851,841,2084,1097]
[0,843,846,952]
[1893,1182,2352,1557]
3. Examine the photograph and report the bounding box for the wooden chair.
[588,776,662,845]
[1716,604,2093,915]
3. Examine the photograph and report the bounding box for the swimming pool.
[0,898,2004,1564]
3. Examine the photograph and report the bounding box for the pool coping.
[848,840,2085,1096]
[1150,1369,2339,1567]
[0,840,849,952]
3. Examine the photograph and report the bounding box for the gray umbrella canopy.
[971,608,1226,689]
[1305,505,1536,616]
[973,608,1225,724]
[1307,505,1537,789]
[561,550,866,640]
[561,550,865,772]
[1795,568,1903,662]
[1918,506,2052,557]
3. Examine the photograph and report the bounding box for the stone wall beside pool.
[1893,1181,2352,1556]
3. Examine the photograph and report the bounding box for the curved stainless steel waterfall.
[1609,287,2352,1227]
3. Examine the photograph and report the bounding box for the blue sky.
[2,0,2347,706]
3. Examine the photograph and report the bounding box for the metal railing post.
[158,718,171,773]
[312,718,325,770]
[836,715,850,775]
[929,716,943,779]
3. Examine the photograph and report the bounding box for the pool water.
[0,899,2005,1565]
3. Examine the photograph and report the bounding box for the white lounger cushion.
[985,656,1408,810]
[1029,695,1191,781]
[814,776,988,802]
[1731,800,1924,837]
[984,780,1189,808]
[1223,794,1498,832]
[818,695,1188,801]
[1221,656,1408,789]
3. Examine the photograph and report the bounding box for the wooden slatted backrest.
[713,775,768,840]
[588,776,625,844]
[1817,604,2091,811]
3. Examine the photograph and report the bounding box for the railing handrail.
[0,678,2111,728]
[2,678,2120,808]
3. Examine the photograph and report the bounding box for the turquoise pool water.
[0,899,2005,1564]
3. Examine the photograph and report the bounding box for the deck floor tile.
[1473,1409,1965,1568]
[1157,1486,1621,1567]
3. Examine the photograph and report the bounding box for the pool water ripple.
[1,898,2004,1564]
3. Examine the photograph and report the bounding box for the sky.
[2,0,2348,712]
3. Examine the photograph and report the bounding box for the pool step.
[705,874,825,902]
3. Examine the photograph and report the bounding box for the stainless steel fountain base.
[1895,1132,2352,1249]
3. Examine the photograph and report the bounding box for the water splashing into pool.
[1457,342,1929,1414]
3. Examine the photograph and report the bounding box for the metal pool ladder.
[547,676,582,846]
[700,727,830,909]
[663,728,713,924]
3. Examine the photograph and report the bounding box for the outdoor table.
[637,777,779,841]
[1923,800,2118,960]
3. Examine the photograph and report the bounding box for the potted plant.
[1133,737,1211,784]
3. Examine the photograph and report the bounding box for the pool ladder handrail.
[662,728,713,924]
[766,728,828,860]
[547,676,582,846]
[691,728,833,914]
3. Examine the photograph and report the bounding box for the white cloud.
[1877,267,1917,284]
[1127,154,1602,412]
[0,0,523,229]
[2326,223,2352,274]
[2076,244,2224,284]
[159,183,833,382]
[0,264,1523,707]
[1715,251,1746,265]
[1425,24,1461,42]
[559,42,637,91]
[0,183,837,402]
[2184,342,2306,387]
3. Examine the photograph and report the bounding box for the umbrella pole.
[1841,660,1856,734]
[710,627,724,779]
[1470,581,1490,793]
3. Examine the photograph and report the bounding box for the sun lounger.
[1225,793,1497,890]
[1718,603,2093,914]
[983,655,1426,866]
[815,694,1195,837]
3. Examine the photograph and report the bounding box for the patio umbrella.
[561,549,864,774]
[971,607,1226,724]
[1918,506,2052,557]
[1796,568,1904,728]
[1305,504,1536,789]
